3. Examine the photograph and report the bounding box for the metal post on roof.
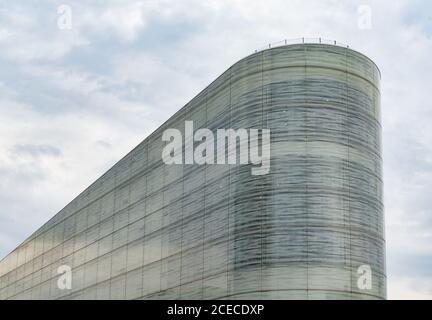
[319,37,321,43]
[285,39,287,45]
[302,37,304,43]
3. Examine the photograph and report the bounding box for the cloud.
[13,144,62,158]
[388,277,432,300]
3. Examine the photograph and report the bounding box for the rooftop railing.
[254,37,351,53]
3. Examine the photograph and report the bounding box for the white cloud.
[388,277,432,300]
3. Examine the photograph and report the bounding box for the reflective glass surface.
[0,44,384,300]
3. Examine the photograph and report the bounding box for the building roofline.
[250,38,381,78]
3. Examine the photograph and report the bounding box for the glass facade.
[0,44,385,300]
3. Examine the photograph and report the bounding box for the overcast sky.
[0,0,431,299]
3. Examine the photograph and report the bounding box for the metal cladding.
[0,43,385,300]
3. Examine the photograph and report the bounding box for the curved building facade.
[0,43,385,300]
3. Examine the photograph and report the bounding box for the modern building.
[0,41,385,300]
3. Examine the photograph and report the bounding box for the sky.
[0,0,431,300]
